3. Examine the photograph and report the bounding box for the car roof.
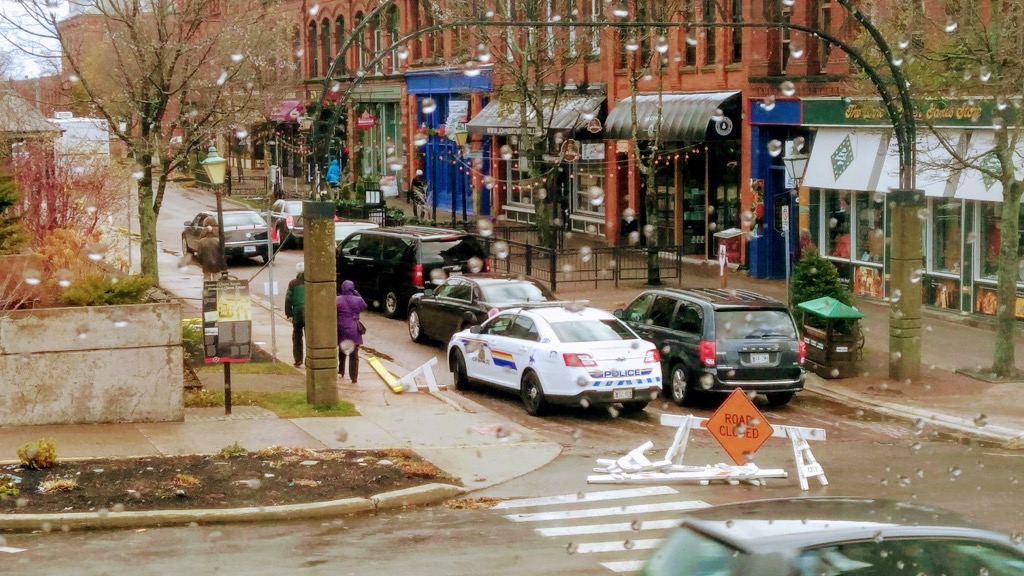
[369,226,473,240]
[452,273,545,287]
[201,209,263,216]
[501,304,609,322]
[642,287,787,309]
[678,497,1019,554]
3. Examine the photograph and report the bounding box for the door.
[433,277,475,342]
[669,302,705,371]
[502,314,540,386]
[185,213,207,251]
[471,313,516,385]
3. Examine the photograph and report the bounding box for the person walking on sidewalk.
[196,220,225,281]
[336,279,367,383]
[285,262,306,367]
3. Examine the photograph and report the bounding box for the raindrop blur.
[397,46,409,60]
[23,268,42,286]
[944,16,958,33]
[625,39,640,52]
[308,4,319,15]
[779,81,796,97]
[685,31,698,47]
[463,60,481,77]
[566,542,578,554]
[493,240,510,259]
[767,139,783,157]
[386,156,405,171]
[948,465,962,479]
[500,145,514,160]
[790,44,804,59]
[421,97,437,114]
[468,257,484,273]
[909,268,924,283]
[980,66,992,82]
[414,132,428,147]
[655,36,669,54]
[580,246,593,263]
[588,186,605,207]
[216,70,228,85]
[56,269,73,288]
[430,268,446,285]
[897,34,911,50]
[111,310,129,328]
[974,414,989,427]
[760,95,776,111]
[793,136,805,152]
[477,219,494,237]
[483,175,496,189]
[781,0,795,6]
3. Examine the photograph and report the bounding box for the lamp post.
[200,144,232,415]
[453,129,469,225]
[783,151,809,299]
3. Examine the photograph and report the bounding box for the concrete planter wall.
[0,302,184,425]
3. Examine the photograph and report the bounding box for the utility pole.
[303,200,339,404]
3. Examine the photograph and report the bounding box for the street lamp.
[200,144,232,415]
[782,150,809,297]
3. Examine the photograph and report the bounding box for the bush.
[0,473,19,497]
[58,273,154,307]
[18,438,58,470]
[182,318,204,364]
[218,442,247,458]
[789,250,855,332]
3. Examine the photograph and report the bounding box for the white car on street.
[446,304,663,416]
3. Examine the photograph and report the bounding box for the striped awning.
[603,91,741,141]
[466,95,604,136]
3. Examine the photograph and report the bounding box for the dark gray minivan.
[335,226,489,319]
[616,288,805,407]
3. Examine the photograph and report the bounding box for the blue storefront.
[406,69,492,218]
[747,98,812,280]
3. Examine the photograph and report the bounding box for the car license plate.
[613,388,633,400]
[244,245,256,253]
[749,353,770,364]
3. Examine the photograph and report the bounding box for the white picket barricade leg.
[396,358,444,393]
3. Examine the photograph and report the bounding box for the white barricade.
[396,357,445,393]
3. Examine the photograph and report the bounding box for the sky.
[0,0,69,79]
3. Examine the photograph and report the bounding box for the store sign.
[356,110,377,129]
[561,139,580,162]
[581,143,605,160]
[830,136,855,180]
[586,118,603,134]
[202,280,253,364]
[803,98,1001,127]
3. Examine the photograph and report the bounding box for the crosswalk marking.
[601,560,647,573]
[575,538,663,554]
[505,500,709,522]
[535,518,682,537]
[493,486,679,509]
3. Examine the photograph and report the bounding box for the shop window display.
[979,202,1024,280]
[932,199,963,274]
[824,191,851,259]
[855,194,885,264]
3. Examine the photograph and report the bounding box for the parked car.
[267,200,304,248]
[335,226,489,319]
[334,220,378,246]
[616,288,804,407]
[408,273,555,345]
[641,497,1024,576]
[446,304,662,416]
[182,209,272,264]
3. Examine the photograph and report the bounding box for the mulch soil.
[0,447,461,515]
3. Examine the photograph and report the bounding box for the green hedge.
[58,273,154,307]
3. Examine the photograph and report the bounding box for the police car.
[446,303,663,416]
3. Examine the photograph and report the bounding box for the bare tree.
[4,0,295,282]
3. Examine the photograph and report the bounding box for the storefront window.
[505,158,531,206]
[823,190,851,259]
[931,199,963,274]
[979,201,1024,281]
[854,193,884,264]
[573,160,605,216]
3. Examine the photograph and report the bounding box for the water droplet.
[980,66,992,82]
[872,531,884,543]
[340,340,355,354]
[779,81,796,97]
[396,46,409,60]
[566,542,578,554]
[909,268,924,283]
[944,17,958,33]
[655,35,669,54]
[468,257,484,273]
[23,268,42,285]
[790,44,805,59]
[948,465,962,479]
[500,145,514,160]
[493,240,510,260]
[86,243,106,262]
[429,268,447,285]
[760,95,776,111]
[463,60,481,77]
[580,246,593,263]
[308,3,320,15]
[421,97,437,114]
[588,186,605,207]
[767,139,783,157]
[111,310,129,328]
[386,155,405,171]
[623,539,635,550]
[710,108,725,122]
[477,219,494,237]
[793,136,805,152]
[897,34,911,50]
[216,70,228,85]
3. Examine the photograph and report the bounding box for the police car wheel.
[451,350,471,391]
[667,364,692,407]
[521,371,548,417]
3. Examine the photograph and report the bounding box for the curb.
[0,483,465,533]
[804,377,1024,448]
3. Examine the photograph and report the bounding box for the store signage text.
[844,102,983,123]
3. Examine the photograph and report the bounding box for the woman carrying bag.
[336,279,368,383]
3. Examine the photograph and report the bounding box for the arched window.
[335,16,346,75]
[321,19,331,77]
[354,12,366,72]
[308,21,318,78]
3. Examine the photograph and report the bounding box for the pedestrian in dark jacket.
[336,279,367,382]
[285,263,306,367]
[196,224,225,281]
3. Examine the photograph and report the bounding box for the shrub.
[181,318,204,364]
[218,442,247,458]
[789,250,855,333]
[0,473,19,497]
[172,473,201,488]
[18,439,58,470]
[58,273,153,307]
[38,477,77,493]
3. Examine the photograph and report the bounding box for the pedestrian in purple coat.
[336,279,367,382]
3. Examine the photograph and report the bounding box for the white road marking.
[493,486,679,509]
[601,560,647,573]
[535,518,682,537]
[505,500,710,522]
[575,538,663,554]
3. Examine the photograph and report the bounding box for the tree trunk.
[644,167,661,285]
[992,180,1022,376]
[137,158,159,283]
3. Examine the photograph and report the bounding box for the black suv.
[336,226,489,319]
[616,288,805,407]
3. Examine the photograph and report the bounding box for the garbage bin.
[796,296,864,379]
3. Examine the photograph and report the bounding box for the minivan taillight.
[644,349,660,363]
[798,340,807,365]
[285,215,294,227]
[563,353,597,367]
[484,258,490,272]
[413,263,424,288]
[699,340,717,367]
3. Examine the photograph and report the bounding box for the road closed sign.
[702,389,775,465]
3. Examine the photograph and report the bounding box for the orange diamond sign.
[702,389,775,465]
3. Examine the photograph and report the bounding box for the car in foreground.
[336,226,489,318]
[408,273,555,345]
[182,209,272,264]
[333,220,378,246]
[267,199,305,248]
[446,304,662,416]
[641,497,1024,575]
[617,288,804,407]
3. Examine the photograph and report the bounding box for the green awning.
[797,297,864,320]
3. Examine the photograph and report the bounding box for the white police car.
[446,303,663,416]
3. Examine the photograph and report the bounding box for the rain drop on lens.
[944,17,958,33]
[421,97,437,114]
[767,140,783,157]
[23,268,42,286]
[793,136,806,152]
[790,44,804,59]
[500,145,514,160]
[779,81,796,97]
[477,219,494,237]
[685,32,698,47]
[468,257,484,273]
[980,66,992,82]
[430,269,446,285]
[56,269,73,288]
[493,241,509,259]
[760,95,776,111]
[580,246,593,263]
[414,132,428,146]
[588,186,605,207]
[897,34,911,50]
[655,36,669,54]
[463,60,481,77]
[397,46,409,60]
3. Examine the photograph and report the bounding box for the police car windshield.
[550,320,635,343]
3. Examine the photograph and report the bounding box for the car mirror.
[469,325,482,334]
[423,288,434,296]
[613,309,624,319]
[184,220,193,227]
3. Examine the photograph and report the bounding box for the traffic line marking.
[601,560,647,573]
[534,518,682,537]
[493,486,679,509]
[504,500,710,522]
[575,538,663,554]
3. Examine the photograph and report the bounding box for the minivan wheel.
[450,350,471,391]
[766,392,795,407]
[408,308,427,343]
[521,371,548,417]
[383,289,403,319]
[667,364,692,407]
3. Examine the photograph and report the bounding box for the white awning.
[803,129,889,192]
[466,95,604,136]
[875,130,963,197]
[954,131,1024,202]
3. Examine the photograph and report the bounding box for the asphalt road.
[48,185,1015,574]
